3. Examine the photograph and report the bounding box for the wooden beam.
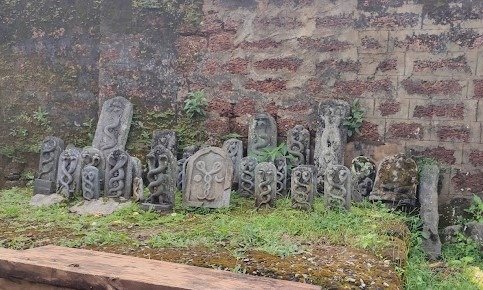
[0,246,320,290]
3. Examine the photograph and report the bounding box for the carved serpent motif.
[326,168,348,206]
[59,152,78,195]
[107,153,127,197]
[195,161,224,201]
[275,161,286,196]
[83,170,96,200]
[101,117,121,151]
[240,161,255,195]
[292,170,311,209]
[147,153,169,203]
[288,134,305,166]
[39,140,56,179]
[257,169,273,209]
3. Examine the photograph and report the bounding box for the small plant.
[343,100,365,137]
[464,195,483,223]
[33,106,49,127]
[184,90,207,119]
[254,143,296,164]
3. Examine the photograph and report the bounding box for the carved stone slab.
[314,100,350,190]
[131,157,143,179]
[255,162,277,209]
[34,136,65,195]
[82,166,100,200]
[370,154,418,208]
[133,177,144,202]
[324,165,351,210]
[248,113,277,157]
[105,149,133,200]
[143,145,178,212]
[350,156,376,202]
[151,130,177,157]
[287,125,310,167]
[183,147,233,208]
[177,145,199,190]
[275,157,288,197]
[81,146,105,190]
[238,157,258,198]
[222,138,243,185]
[419,164,441,260]
[291,165,316,211]
[56,147,82,199]
[92,97,133,157]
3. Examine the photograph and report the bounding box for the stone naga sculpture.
[274,157,287,197]
[291,165,316,211]
[57,147,82,198]
[223,138,243,185]
[238,157,258,198]
[350,156,376,202]
[177,145,199,190]
[287,125,310,167]
[255,162,277,209]
[105,149,133,200]
[34,136,65,195]
[82,166,100,200]
[324,165,351,210]
[248,113,277,157]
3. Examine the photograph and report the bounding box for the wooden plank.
[0,246,321,290]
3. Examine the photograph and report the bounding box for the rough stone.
[351,156,376,202]
[143,145,177,212]
[183,147,233,208]
[82,166,100,201]
[92,96,133,157]
[177,145,199,191]
[80,146,105,190]
[238,156,258,198]
[222,138,243,185]
[248,113,277,157]
[314,100,350,190]
[30,193,65,207]
[69,199,130,216]
[151,130,177,157]
[419,164,441,260]
[131,157,143,180]
[325,165,351,210]
[275,157,288,197]
[56,147,82,199]
[255,162,277,209]
[34,137,65,195]
[370,154,418,210]
[132,177,144,202]
[291,165,316,211]
[105,149,133,200]
[287,125,311,167]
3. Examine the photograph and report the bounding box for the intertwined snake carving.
[58,151,78,195]
[240,159,256,196]
[256,168,274,209]
[292,169,311,210]
[107,152,127,197]
[326,167,349,207]
[147,151,170,204]
[195,161,224,201]
[38,139,56,179]
[101,117,120,151]
[82,169,96,200]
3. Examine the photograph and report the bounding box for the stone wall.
[0,0,482,215]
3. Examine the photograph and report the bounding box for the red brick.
[452,171,483,193]
[200,14,223,34]
[176,36,207,59]
[378,100,401,116]
[394,33,446,53]
[413,56,471,74]
[239,39,282,49]
[202,58,221,75]
[208,32,234,52]
[245,78,287,94]
[413,103,464,120]
[413,146,456,165]
[233,98,256,117]
[316,59,360,73]
[254,57,302,72]
[387,122,424,140]
[316,14,353,28]
[298,37,351,52]
[469,150,483,167]
[473,80,483,99]
[208,97,233,118]
[255,15,303,29]
[265,101,278,117]
[359,12,419,29]
[437,125,470,142]
[376,59,397,72]
[361,36,383,50]
[401,79,462,96]
[358,120,383,142]
[225,58,249,75]
[333,79,393,97]
[205,117,230,136]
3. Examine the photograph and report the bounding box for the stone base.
[141,203,173,213]
[30,194,65,207]
[34,179,55,195]
[69,199,130,216]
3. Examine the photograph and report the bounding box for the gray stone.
[291,165,316,211]
[441,222,483,246]
[255,162,277,209]
[183,147,233,208]
[441,225,462,243]
[151,130,177,157]
[177,145,199,190]
[80,146,105,190]
[131,157,143,179]
[419,164,441,260]
[314,100,350,190]
[223,138,243,185]
[144,145,177,212]
[350,156,376,202]
[132,177,145,202]
[92,96,133,157]
[370,154,418,210]
[56,147,82,199]
[105,149,133,200]
[325,165,351,210]
[69,199,130,216]
[274,157,288,197]
[82,166,101,200]
[34,136,65,195]
[287,125,310,167]
[238,156,258,198]
[248,113,277,157]
[30,193,65,207]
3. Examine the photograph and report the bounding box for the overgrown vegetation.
[343,99,365,137]
[183,90,207,119]
[253,143,296,166]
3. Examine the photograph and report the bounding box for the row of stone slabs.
[32,96,420,214]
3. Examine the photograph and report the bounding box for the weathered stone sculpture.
[350,156,376,202]
[132,177,144,202]
[274,157,288,197]
[143,145,177,212]
[238,157,258,198]
[82,166,100,200]
[314,100,350,189]
[177,145,199,190]
[56,147,82,198]
[419,163,441,260]
[183,147,233,208]
[34,136,65,195]
[222,138,243,185]
[151,130,177,157]
[131,157,143,179]
[80,146,105,189]
[291,166,316,211]
[248,113,277,157]
[324,165,351,210]
[105,149,133,200]
[287,125,310,167]
[255,162,277,209]
[370,154,418,210]
[92,96,133,157]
